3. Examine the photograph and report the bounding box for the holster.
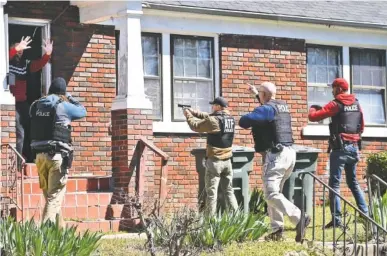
[61,151,74,169]
[328,134,343,152]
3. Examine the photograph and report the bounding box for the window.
[307,45,342,124]
[142,33,162,120]
[171,36,215,121]
[351,48,386,125]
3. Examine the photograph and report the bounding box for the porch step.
[65,219,141,232]
[23,176,112,193]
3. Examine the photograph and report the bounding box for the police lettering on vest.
[30,97,72,144]
[207,113,235,149]
[328,99,362,150]
[252,100,293,152]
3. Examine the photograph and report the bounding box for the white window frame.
[7,17,51,95]
[306,45,343,125]
[142,31,220,134]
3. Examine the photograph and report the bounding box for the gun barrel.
[178,104,192,108]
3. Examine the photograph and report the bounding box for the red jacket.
[9,47,50,102]
[308,93,364,142]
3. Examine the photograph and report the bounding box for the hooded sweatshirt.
[308,93,364,142]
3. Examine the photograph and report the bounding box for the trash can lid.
[292,144,322,153]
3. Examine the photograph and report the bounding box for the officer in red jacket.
[9,36,53,162]
[308,78,368,229]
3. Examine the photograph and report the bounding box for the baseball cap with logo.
[209,97,228,107]
[330,78,349,91]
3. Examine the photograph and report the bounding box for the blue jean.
[329,144,368,223]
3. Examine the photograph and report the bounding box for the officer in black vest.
[30,77,86,226]
[239,82,310,242]
[184,97,238,216]
[309,78,368,229]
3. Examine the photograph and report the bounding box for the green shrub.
[371,192,387,229]
[0,217,102,256]
[188,208,268,249]
[249,188,267,215]
[366,151,387,195]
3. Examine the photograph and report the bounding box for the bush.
[189,208,268,248]
[366,151,387,195]
[371,192,387,229]
[0,217,102,256]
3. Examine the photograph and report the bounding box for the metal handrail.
[367,173,387,236]
[298,170,387,255]
[0,143,24,220]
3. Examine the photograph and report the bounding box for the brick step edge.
[65,219,141,232]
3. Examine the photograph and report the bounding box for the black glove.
[310,105,322,110]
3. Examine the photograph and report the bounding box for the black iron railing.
[298,171,387,256]
[0,144,24,220]
[367,174,387,238]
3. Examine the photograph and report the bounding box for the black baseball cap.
[209,97,228,107]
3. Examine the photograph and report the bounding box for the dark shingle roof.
[143,1,387,28]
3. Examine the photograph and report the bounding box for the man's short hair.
[260,82,276,95]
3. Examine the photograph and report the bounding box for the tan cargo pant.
[205,157,238,216]
[36,153,68,227]
[263,146,301,232]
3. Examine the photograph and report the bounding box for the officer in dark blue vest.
[239,82,310,242]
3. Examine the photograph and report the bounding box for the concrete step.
[65,219,141,232]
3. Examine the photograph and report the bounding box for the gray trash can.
[282,145,322,215]
[191,146,255,214]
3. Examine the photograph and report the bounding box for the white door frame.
[8,17,51,95]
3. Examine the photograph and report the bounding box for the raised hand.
[42,39,53,55]
[247,83,258,95]
[15,36,32,51]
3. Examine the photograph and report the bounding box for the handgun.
[177,104,191,109]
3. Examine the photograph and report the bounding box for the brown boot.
[264,228,284,241]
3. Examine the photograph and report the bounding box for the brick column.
[110,6,154,199]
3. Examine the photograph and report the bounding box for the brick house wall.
[4,1,116,175]
[150,34,386,211]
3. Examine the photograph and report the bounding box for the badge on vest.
[223,118,235,133]
[344,105,358,112]
[277,104,290,113]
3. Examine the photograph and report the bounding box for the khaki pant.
[36,153,68,227]
[205,157,238,216]
[263,146,301,232]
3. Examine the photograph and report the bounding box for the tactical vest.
[252,100,293,152]
[30,98,72,144]
[329,99,362,148]
[207,112,235,148]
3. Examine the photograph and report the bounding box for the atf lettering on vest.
[207,113,235,149]
[252,100,293,152]
[30,98,72,144]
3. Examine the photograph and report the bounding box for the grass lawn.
[93,239,328,256]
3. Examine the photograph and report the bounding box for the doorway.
[7,18,51,163]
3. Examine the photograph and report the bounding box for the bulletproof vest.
[207,112,235,148]
[9,58,29,80]
[252,100,293,152]
[330,99,362,136]
[30,97,72,144]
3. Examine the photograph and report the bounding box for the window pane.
[351,49,386,87]
[172,36,214,120]
[142,34,162,120]
[307,46,341,124]
[354,89,386,124]
[144,78,162,120]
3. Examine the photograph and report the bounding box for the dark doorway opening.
[8,24,43,163]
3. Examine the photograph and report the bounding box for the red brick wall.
[5,1,116,175]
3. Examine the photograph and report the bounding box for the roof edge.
[143,2,387,31]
